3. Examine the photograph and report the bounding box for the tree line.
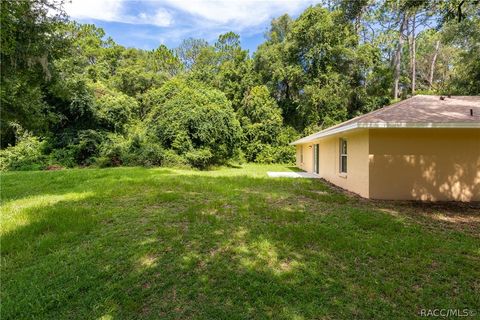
[1,0,478,170]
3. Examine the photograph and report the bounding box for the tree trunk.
[355,16,359,35]
[393,13,407,99]
[410,13,416,95]
[428,40,440,90]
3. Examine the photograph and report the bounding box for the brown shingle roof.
[291,95,480,145]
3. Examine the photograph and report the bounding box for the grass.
[1,164,479,319]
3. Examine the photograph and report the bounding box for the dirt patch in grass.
[373,200,480,237]
[45,165,64,171]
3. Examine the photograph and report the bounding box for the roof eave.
[289,123,359,145]
[289,122,480,145]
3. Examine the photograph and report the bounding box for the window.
[314,144,319,174]
[339,138,347,173]
[300,146,303,163]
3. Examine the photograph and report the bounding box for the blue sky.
[64,0,318,53]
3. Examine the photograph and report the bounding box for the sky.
[63,0,319,53]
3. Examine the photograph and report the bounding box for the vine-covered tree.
[145,78,242,167]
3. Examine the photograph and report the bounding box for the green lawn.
[1,164,479,319]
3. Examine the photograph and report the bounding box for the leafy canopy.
[145,78,242,167]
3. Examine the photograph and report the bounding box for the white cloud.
[162,0,316,28]
[152,9,173,27]
[65,0,316,29]
[131,9,173,26]
[64,0,173,27]
[64,0,124,22]
[63,0,319,47]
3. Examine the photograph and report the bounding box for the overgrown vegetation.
[2,165,479,318]
[1,0,479,170]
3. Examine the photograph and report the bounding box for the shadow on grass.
[0,167,174,203]
[1,168,480,319]
[223,162,243,169]
[286,166,304,172]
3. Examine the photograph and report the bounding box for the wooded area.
[1,0,479,170]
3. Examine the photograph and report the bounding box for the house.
[290,95,480,201]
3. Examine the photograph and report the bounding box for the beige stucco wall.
[295,127,480,201]
[369,128,480,201]
[318,130,370,198]
[296,144,313,173]
[295,130,370,198]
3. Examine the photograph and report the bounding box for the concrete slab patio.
[267,171,319,178]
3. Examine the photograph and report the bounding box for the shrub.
[0,133,46,171]
[97,134,125,167]
[255,145,296,164]
[47,147,77,168]
[73,130,105,165]
[185,148,214,169]
[45,129,106,167]
[97,125,166,167]
[162,150,189,168]
[94,87,138,133]
[121,124,164,166]
[123,143,164,167]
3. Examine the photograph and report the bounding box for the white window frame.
[339,138,347,174]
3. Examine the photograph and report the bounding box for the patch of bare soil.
[373,200,480,237]
[45,165,64,170]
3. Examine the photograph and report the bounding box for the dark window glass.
[340,139,347,173]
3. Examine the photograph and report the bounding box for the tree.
[175,38,210,70]
[254,14,298,124]
[93,85,138,133]
[255,5,384,130]
[0,0,69,147]
[215,32,241,62]
[239,86,282,159]
[414,29,451,92]
[145,78,242,167]
[2,0,478,170]
[392,10,407,99]
[335,0,371,34]
[148,45,183,77]
[213,32,257,110]
[440,4,480,94]
[239,85,296,163]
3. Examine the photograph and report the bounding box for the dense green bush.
[0,132,46,171]
[96,134,125,167]
[145,78,242,167]
[72,130,106,165]
[0,78,296,172]
[96,124,165,167]
[256,145,295,164]
[238,85,297,163]
[47,147,77,168]
[121,142,164,167]
[94,87,138,133]
[162,150,189,167]
[185,148,214,169]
